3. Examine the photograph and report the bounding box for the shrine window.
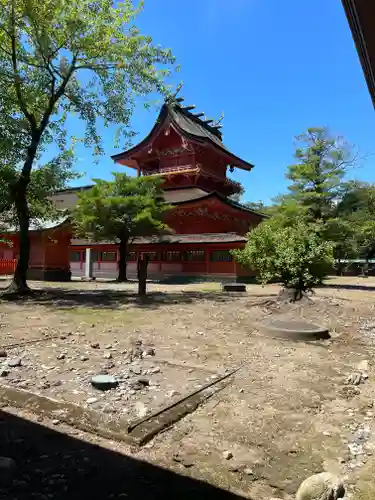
[163,251,183,261]
[210,250,233,262]
[141,252,158,261]
[101,251,117,262]
[186,250,205,261]
[70,251,82,262]
[127,252,137,262]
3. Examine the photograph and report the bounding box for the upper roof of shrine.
[111,98,254,171]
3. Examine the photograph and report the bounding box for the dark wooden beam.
[342,0,375,108]
[182,105,196,111]
[193,112,204,118]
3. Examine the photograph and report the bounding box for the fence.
[0,259,17,276]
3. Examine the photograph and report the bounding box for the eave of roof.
[111,102,254,171]
[170,190,266,218]
[342,0,375,108]
[2,216,69,234]
[71,232,247,246]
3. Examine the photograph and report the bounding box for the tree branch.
[10,0,36,130]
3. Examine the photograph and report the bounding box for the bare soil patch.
[0,277,375,499]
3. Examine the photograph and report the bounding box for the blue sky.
[70,0,375,204]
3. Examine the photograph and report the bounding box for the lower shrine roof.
[72,232,247,246]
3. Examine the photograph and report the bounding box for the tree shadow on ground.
[0,409,247,500]
[320,282,375,292]
[0,288,245,311]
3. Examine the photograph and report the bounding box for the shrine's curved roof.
[111,101,254,171]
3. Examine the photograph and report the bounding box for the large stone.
[295,472,345,500]
[260,319,330,342]
[91,375,119,391]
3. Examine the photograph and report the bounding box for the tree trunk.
[117,237,128,282]
[137,254,149,296]
[7,140,38,294]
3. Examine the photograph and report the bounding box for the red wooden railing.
[0,259,17,275]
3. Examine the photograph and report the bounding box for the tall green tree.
[281,127,356,222]
[72,173,171,282]
[0,0,174,292]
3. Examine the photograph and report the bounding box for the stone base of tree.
[26,269,72,282]
[278,287,313,303]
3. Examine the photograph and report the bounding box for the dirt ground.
[0,276,375,499]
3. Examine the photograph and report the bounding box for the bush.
[233,218,334,300]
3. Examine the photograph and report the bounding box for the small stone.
[103,352,112,360]
[90,342,100,349]
[56,354,65,360]
[172,453,194,468]
[227,463,239,472]
[130,366,142,375]
[243,467,254,475]
[143,347,155,357]
[167,389,178,398]
[52,419,60,425]
[7,358,22,368]
[51,380,62,387]
[322,431,332,437]
[86,397,98,405]
[0,366,9,377]
[149,366,161,374]
[0,350,7,358]
[346,373,363,386]
[80,355,89,362]
[295,472,345,500]
[135,401,148,418]
[105,344,112,349]
[223,450,233,460]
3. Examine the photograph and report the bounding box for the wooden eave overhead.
[342,0,375,107]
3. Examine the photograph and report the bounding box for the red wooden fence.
[0,259,17,275]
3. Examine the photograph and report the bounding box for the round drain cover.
[260,319,330,341]
[91,375,119,390]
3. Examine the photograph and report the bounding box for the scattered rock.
[39,381,51,390]
[243,467,254,475]
[91,375,119,391]
[339,386,361,399]
[0,350,7,358]
[346,373,364,386]
[86,397,99,405]
[348,442,363,457]
[172,453,194,468]
[223,450,233,460]
[143,347,155,357]
[149,366,161,374]
[130,366,142,375]
[52,419,60,425]
[90,342,100,349]
[227,463,239,472]
[56,353,65,360]
[80,355,89,362]
[7,358,22,368]
[167,389,178,398]
[103,352,112,360]
[0,366,9,377]
[295,472,345,500]
[135,401,148,418]
[105,344,112,349]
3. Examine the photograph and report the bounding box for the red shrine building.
[0,99,264,281]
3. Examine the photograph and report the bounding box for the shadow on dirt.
[0,409,246,500]
[0,287,240,311]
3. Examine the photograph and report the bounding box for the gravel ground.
[1,277,375,499]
